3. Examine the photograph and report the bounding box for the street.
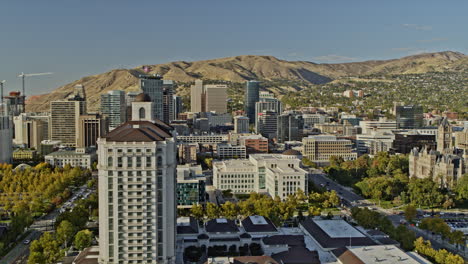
[308,168,467,260]
[0,184,92,264]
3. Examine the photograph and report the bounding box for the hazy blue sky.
[1,0,466,94]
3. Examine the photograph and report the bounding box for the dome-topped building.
[282,149,302,159]
[134,93,152,103]
[131,93,154,122]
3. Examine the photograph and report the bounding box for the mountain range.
[26,51,467,113]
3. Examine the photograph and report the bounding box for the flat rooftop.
[314,220,365,238]
[347,245,430,264]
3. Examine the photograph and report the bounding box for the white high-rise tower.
[98,93,176,263]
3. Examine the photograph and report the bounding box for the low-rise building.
[300,219,375,251]
[234,116,250,134]
[12,149,38,161]
[356,131,395,155]
[177,165,206,208]
[359,118,397,134]
[217,143,247,159]
[178,143,198,164]
[314,123,344,134]
[239,135,269,154]
[44,148,96,168]
[303,135,357,166]
[332,245,431,264]
[392,131,436,154]
[213,151,307,199]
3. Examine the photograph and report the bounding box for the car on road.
[23,240,31,245]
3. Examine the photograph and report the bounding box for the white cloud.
[312,54,357,63]
[402,24,432,31]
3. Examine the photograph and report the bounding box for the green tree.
[74,229,93,250]
[408,178,443,208]
[206,203,220,219]
[190,204,204,220]
[56,220,75,246]
[221,201,238,219]
[308,206,321,216]
[454,174,468,200]
[404,205,417,222]
[295,189,307,204]
[28,232,61,264]
[394,225,416,251]
[448,230,464,248]
[326,191,340,207]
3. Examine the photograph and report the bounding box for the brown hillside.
[26,51,467,113]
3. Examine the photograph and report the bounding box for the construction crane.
[17,72,53,98]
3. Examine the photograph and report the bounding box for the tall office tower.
[101,90,127,131]
[190,80,227,114]
[77,114,108,148]
[190,79,204,113]
[277,113,304,143]
[234,116,250,133]
[0,101,12,163]
[98,93,176,264]
[396,105,423,129]
[140,74,164,121]
[162,80,174,123]
[257,110,278,139]
[437,117,453,152]
[50,100,85,147]
[244,80,260,123]
[172,95,183,120]
[255,99,282,133]
[13,113,48,149]
[204,84,227,113]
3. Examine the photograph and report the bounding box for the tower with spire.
[437,117,453,153]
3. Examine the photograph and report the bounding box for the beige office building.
[190,79,204,113]
[50,100,86,147]
[77,114,108,148]
[302,135,357,166]
[205,84,227,113]
[13,113,49,149]
[190,80,227,113]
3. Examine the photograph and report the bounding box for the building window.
[108,157,113,167]
[139,107,146,119]
[157,156,162,166]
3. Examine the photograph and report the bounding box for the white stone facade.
[98,138,177,264]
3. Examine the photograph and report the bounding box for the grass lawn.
[368,199,397,209]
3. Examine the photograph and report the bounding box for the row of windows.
[220,179,254,184]
[220,174,254,178]
[107,156,162,167]
[109,148,162,153]
[220,185,255,190]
